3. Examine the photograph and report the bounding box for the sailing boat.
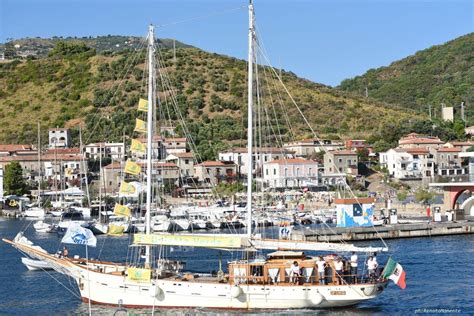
[25,122,45,218]
[4,2,393,309]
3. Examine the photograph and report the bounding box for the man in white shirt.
[334,257,344,285]
[316,257,326,285]
[290,261,301,284]
[366,256,378,280]
[350,251,358,283]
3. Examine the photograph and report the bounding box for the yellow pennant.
[137,98,148,112]
[64,168,73,177]
[127,267,151,282]
[130,139,146,153]
[108,224,125,236]
[134,118,147,133]
[113,203,131,217]
[119,181,136,195]
[124,160,141,175]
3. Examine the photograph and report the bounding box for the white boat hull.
[24,208,45,218]
[76,269,386,309]
[21,257,53,271]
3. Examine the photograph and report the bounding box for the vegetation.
[415,188,435,205]
[1,33,471,160]
[339,33,474,124]
[4,162,28,195]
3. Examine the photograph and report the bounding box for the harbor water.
[1,218,473,315]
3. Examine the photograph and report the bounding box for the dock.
[294,221,474,242]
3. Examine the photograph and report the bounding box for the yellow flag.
[130,139,146,153]
[138,98,148,112]
[119,181,136,195]
[113,203,131,217]
[127,267,151,282]
[65,168,73,177]
[124,160,141,175]
[108,224,125,236]
[134,118,147,133]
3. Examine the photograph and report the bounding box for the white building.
[379,148,435,179]
[49,128,71,148]
[165,152,195,178]
[398,133,444,150]
[163,137,187,155]
[85,142,125,161]
[263,158,318,189]
[218,147,294,176]
[194,161,237,186]
[283,139,343,157]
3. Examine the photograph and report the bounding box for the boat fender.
[231,285,242,298]
[361,286,377,296]
[154,286,162,297]
[311,292,324,305]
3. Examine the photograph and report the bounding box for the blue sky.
[1,0,472,86]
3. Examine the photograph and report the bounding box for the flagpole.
[86,244,91,316]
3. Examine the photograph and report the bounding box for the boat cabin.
[228,251,351,286]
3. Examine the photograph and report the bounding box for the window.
[177,143,180,146]
[206,168,210,174]
[185,159,189,164]
[338,158,342,163]
[265,169,268,176]
[339,167,343,172]
[274,168,277,175]
[309,167,312,176]
[264,156,268,162]
[284,168,287,177]
[296,168,300,176]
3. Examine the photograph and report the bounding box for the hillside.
[339,33,474,122]
[0,36,191,59]
[0,39,425,159]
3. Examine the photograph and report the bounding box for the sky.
[0,0,472,86]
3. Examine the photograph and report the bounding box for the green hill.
[339,33,474,122]
[0,39,425,159]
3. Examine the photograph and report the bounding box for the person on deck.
[334,257,344,285]
[366,256,378,280]
[350,251,358,283]
[316,257,326,285]
[62,246,69,258]
[290,261,301,284]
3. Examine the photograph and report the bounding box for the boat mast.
[145,24,155,267]
[37,122,41,207]
[246,0,254,238]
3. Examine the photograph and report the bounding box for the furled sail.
[133,233,388,252]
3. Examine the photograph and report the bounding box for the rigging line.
[154,6,246,29]
[83,36,147,145]
[153,48,225,201]
[258,46,389,251]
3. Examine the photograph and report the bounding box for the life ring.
[9,200,17,207]
[311,292,324,305]
[231,285,242,298]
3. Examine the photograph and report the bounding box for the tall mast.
[37,122,41,207]
[246,0,254,238]
[145,24,155,267]
[99,143,102,223]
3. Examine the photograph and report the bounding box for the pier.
[294,221,474,242]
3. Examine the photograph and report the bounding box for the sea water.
[1,218,473,315]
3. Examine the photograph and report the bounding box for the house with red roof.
[263,158,318,189]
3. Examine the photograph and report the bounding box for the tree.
[373,140,391,153]
[415,188,434,205]
[4,161,28,195]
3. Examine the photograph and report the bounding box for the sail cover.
[133,233,388,252]
[133,233,246,249]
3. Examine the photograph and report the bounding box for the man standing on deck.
[367,256,378,280]
[350,251,358,283]
[334,257,344,285]
[316,257,326,285]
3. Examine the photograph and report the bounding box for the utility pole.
[365,86,368,98]
[428,104,432,119]
[173,39,176,63]
[461,101,465,123]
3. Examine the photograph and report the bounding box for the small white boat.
[24,207,45,218]
[21,257,53,271]
[33,221,53,233]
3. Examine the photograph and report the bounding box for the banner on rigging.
[61,223,97,247]
[137,98,148,112]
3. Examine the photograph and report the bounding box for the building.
[398,133,444,150]
[434,147,466,178]
[324,150,358,176]
[0,144,34,156]
[263,158,318,189]
[194,161,237,185]
[445,141,474,152]
[441,106,454,122]
[162,137,187,155]
[218,147,294,176]
[283,139,343,157]
[85,142,125,161]
[345,140,373,154]
[464,126,474,136]
[379,148,434,179]
[48,128,71,148]
[165,152,195,178]
[101,162,123,194]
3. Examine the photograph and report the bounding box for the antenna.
[173,39,176,63]
[365,86,368,98]
[461,101,465,122]
[428,104,432,119]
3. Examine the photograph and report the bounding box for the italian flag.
[382,258,406,289]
